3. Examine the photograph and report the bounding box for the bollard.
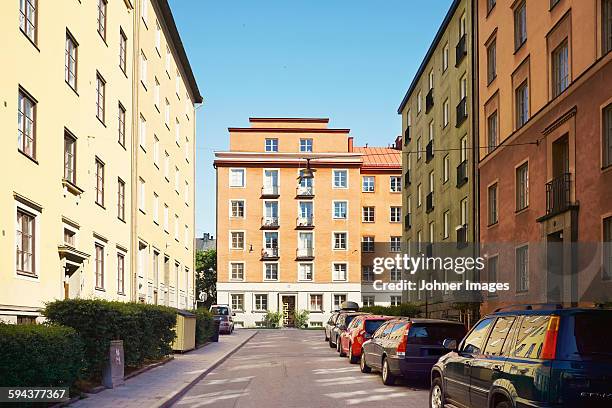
[102,340,125,388]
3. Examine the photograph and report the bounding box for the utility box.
[172,310,196,352]
[102,340,125,388]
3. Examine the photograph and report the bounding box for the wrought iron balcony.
[456,34,467,66]
[456,97,468,127]
[404,213,412,230]
[296,185,314,198]
[456,224,468,249]
[426,140,434,163]
[296,247,314,260]
[261,216,279,229]
[545,173,572,216]
[261,247,279,260]
[456,160,468,188]
[296,216,314,229]
[261,185,280,198]
[426,192,434,213]
[425,88,434,113]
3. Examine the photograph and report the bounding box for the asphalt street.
[173,329,429,408]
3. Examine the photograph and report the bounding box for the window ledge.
[62,179,85,195]
[18,150,39,165]
[17,271,38,279]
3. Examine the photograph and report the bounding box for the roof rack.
[493,303,563,313]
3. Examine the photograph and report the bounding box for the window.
[95,158,104,206]
[154,78,160,108]
[487,111,498,153]
[230,263,244,280]
[165,45,171,73]
[604,217,612,280]
[16,209,35,275]
[174,167,180,192]
[516,245,529,292]
[64,227,76,246]
[140,51,148,87]
[333,201,347,219]
[488,183,498,225]
[254,294,268,311]
[362,266,374,282]
[165,99,170,125]
[229,168,245,187]
[443,42,449,71]
[231,294,244,311]
[604,104,612,168]
[443,155,450,183]
[334,294,347,309]
[516,162,529,210]
[64,132,76,184]
[390,267,401,281]
[390,176,401,192]
[429,120,435,141]
[443,211,450,239]
[17,89,36,159]
[153,135,159,166]
[163,204,169,231]
[333,170,348,188]
[487,0,496,13]
[117,178,125,220]
[299,263,313,281]
[514,1,527,50]
[488,256,498,297]
[230,231,244,250]
[333,263,347,281]
[155,20,161,52]
[388,296,400,306]
[462,318,494,354]
[119,30,127,73]
[264,263,278,280]
[417,184,422,207]
[417,90,422,113]
[138,178,146,212]
[95,243,104,289]
[513,315,553,358]
[362,236,374,252]
[139,114,147,149]
[265,138,278,152]
[117,253,125,294]
[362,207,375,223]
[141,0,149,24]
[515,81,529,128]
[362,176,375,192]
[605,0,612,54]
[428,69,434,90]
[487,39,496,84]
[552,40,569,97]
[96,74,106,123]
[176,70,181,95]
[175,119,180,145]
[19,0,37,43]
[174,214,179,241]
[390,236,401,252]
[443,99,449,127]
[153,192,159,223]
[300,138,313,152]
[483,316,515,356]
[310,294,323,311]
[461,197,468,225]
[429,171,435,193]
[333,232,347,250]
[390,207,401,223]
[416,137,422,160]
[230,200,244,217]
[118,104,126,147]
[164,151,170,180]
[97,0,107,40]
[65,32,78,89]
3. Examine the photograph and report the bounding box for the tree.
[195,249,217,309]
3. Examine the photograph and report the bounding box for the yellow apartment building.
[215,118,402,328]
[0,0,201,323]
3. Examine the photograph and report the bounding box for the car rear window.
[345,315,359,327]
[573,312,612,357]
[210,307,228,315]
[364,319,387,334]
[407,324,466,345]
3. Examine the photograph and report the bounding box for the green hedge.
[193,308,215,345]
[43,299,176,378]
[0,323,84,387]
[361,303,422,317]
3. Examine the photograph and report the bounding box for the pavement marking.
[312,367,357,374]
[346,392,412,405]
[200,376,255,385]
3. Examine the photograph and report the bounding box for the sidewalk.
[71,329,258,408]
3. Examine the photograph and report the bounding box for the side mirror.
[364,333,373,340]
[442,338,458,351]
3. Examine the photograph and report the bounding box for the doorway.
[281,295,296,327]
[547,231,564,303]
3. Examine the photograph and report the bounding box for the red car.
[339,315,393,363]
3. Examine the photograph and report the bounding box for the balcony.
[404,126,411,144]
[456,224,468,249]
[426,192,434,213]
[426,140,434,163]
[456,97,468,127]
[296,185,314,198]
[425,88,434,113]
[545,173,572,216]
[261,185,280,198]
[456,160,468,188]
[296,216,314,229]
[261,216,279,229]
[296,247,314,260]
[404,213,412,230]
[261,247,279,260]
[456,34,467,66]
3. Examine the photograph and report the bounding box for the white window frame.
[332,231,348,251]
[229,261,245,281]
[332,262,348,282]
[263,262,279,281]
[229,230,246,251]
[332,169,348,189]
[298,262,314,282]
[332,200,348,219]
[229,199,245,218]
[229,168,246,188]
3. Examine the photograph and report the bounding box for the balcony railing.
[456,160,468,188]
[545,173,572,216]
[426,192,434,213]
[296,216,314,229]
[261,185,280,198]
[456,224,468,249]
[296,185,314,197]
[404,126,411,144]
[426,140,434,163]
[261,247,279,259]
[296,247,314,260]
[404,213,412,230]
[425,88,434,113]
[261,216,279,229]
[456,34,467,66]
[456,97,468,127]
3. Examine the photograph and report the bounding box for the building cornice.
[228,127,350,134]
[249,118,329,123]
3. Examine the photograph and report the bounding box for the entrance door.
[547,231,564,303]
[281,295,296,327]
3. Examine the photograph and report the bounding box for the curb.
[158,330,258,408]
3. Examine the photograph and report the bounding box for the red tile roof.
[354,146,401,168]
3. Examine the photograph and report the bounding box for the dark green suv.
[430,306,612,408]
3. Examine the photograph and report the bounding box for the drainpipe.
[130,3,141,302]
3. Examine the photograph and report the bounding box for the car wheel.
[381,357,396,386]
[348,343,358,364]
[495,401,511,408]
[430,378,444,408]
[360,352,371,373]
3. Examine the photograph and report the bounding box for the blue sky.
[168,0,451,237]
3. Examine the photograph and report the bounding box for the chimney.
[394,135,402,150]
[347,137,354,152]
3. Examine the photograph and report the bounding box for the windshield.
[408,324,466,345]
[210,306,229,316]
[344,315,359,327]
[364,319,387,334]
[573,312,612,356]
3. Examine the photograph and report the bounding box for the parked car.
[430,306,612,408]
[339,314,393,363]
[324,312,341,342]
[361,317,466,386]
[330,312,367,350]
[210,304,235,334]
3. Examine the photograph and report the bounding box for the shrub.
[263,311,283,328]
[361,303,422,317]
[43,299,176,378]
[294,310,310,328]
[193,308,215,345]
[0,323,84,387]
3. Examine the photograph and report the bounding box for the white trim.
[332,200,349,220]
[228,199,246,219]
[297,261,314,282]
[331,262,349,282]
[332,169,349,189]
[229,230,246,251]
[262,261,280,281]
[331,230,349,251]
[14,199,41,282]
[229,168,246,188]
[228,261,245,282]
[252,292,269,312]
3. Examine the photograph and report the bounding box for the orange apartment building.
[214,118,402,328]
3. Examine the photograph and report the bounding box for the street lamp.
[297,158,316,183]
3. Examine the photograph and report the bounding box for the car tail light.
[396,322,412,357]
[541,315,560,360]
